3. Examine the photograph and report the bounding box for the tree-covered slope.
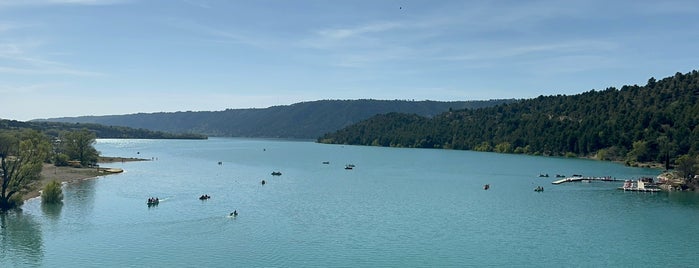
[0,120,206,139]
[320,71,699,165]
[38,99,512,138]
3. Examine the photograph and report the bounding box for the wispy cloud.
[317,22,402,40]
[300,1,581,67]
[0,82,64,94]
[0,22,22,32]
[0,66,102,76]
[0,0,126,7]
[163,18,269,48]
[181,0,211,9]
[49,0,123,4]
[304,20,410,50]
[519,55,619,75]
[0,41,103,76]
[440,40,618,62]
[300,20,419,68]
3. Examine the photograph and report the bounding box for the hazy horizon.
[24,98,509,121]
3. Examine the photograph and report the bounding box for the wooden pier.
[617,187,661,192]
[551,176,622,185]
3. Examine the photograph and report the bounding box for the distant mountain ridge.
[38,99,513,138]
[0,119,206,139]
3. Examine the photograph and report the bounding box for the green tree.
[61,129,99,167]
[675,154,698,180]
[0,130,51,211]
[41,180,63,204]
[474,141,493,152]
[319,70,699,167]
[626,140,649,163]
[54,153,69,166]
[494,142,513,153]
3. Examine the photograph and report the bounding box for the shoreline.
[25,156,147,201]
[573,154,665,170]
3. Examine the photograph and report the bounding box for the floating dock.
[551,176,622,185]
[617,187,661,192]
[617,179,661,192]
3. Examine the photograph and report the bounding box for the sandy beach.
[25,156,147,201]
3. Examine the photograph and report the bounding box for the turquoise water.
[2,138,698,267]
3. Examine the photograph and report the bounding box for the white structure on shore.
[620,179,661,192]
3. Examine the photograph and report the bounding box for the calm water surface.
[2,138,698,267]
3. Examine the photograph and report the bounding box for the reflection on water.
[41,202,63,221]
[667,192,699,208]
[0,211,43,266]
[63,179,96,217]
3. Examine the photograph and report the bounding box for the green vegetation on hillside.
[0,120,207,139]
[37,99,512,139]
[320,71,699,179]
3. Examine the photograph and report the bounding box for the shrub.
[42,180,63,204]
[54,153,70,166]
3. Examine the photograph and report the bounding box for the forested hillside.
[38,99,512,138]
[0,119,207,139]
[320,71,699,166]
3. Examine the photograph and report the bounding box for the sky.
[1,0,699,121]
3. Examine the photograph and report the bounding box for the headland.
[25,156,147,201]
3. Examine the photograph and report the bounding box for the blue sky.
[1,0,698,121]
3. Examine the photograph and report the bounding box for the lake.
[2,138,698,267]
